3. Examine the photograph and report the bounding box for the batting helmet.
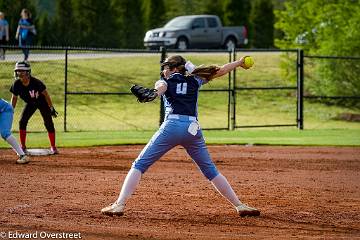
[14,61,31,72]
[14,61,31,80]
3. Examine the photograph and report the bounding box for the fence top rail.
[2,45,359,58]
[0,45,162,53]
[236,48,298,53]
[168,48,299,53]
[304,55,360,60]
[165,49,232,53]
[0,44,299,54]
[304,95,360,99]
[235,124,297,128]
[236,86,297,90]
[66,92,132,95]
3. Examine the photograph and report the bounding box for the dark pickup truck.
[144,15,248,50]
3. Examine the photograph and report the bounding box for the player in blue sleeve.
[0,98,29,164]
[102,55,260,217]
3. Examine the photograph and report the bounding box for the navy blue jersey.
[162,73,206,117]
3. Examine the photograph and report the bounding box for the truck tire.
[176,37,189,50]
[224,37,237,51]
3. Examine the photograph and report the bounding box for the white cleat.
[236,203,260,217]
[16,155,30,164]
[101,202,125,216]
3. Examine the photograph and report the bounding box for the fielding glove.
[131,85,158,103]
[50,106,58,118]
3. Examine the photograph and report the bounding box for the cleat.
[50,146,59,155]
[101,202,125,216]
[236,203,260,217]
[16,155,30,164]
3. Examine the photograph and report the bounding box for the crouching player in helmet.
[0,98,29,163]
[10,61,59,154]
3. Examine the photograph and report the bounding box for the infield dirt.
[1,145,359,239]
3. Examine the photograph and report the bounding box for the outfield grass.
[0,129,359,148]
[0,51,359,140]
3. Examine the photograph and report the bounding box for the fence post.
[231,48,236,130]
[159,47,167,126]
[227,50,232,130]
[297,49,304,130]
[64,48,68,132]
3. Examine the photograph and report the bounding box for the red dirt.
[1,145,360,239]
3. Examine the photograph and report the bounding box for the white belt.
[167,114,197,121]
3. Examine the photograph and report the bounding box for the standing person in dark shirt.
[102,55,260,217]
[10,61,59,154]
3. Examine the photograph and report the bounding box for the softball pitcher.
[10,61,59,154]
[102,55,260,217]
[0,98,29,163]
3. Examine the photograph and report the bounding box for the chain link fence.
[1,45,359,132]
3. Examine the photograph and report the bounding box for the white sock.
[211,173,242,207]
[116,168,142,205]
[6,135,25,156]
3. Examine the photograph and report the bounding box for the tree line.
[1,0,358,98]
[0,0,275,49]
[275,0,360,98]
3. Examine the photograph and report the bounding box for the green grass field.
[0,129,359,148]
[0,51,359,147]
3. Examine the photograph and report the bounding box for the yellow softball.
[244,56,254,69]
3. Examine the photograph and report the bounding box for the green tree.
[275,0,318,52]
[53,0,78,46]
[250,0,274,48]
[32,0,55,17]
[203,0,224,21]
[223,0,251,27]
[142,0,166,30]
[164,0,209,20]
[113,0,144,48]
[275,0,360,98]
[222,0,251,47]
[73,0,118,47]
[36,12,53,45]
